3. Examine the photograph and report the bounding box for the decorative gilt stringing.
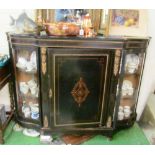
[71,77,90,107]
[114,49,121,76]
[44,115,48,128]
[49,88,53,98]
[41,47,47,75]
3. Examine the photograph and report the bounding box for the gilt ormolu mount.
[7,33,150,139]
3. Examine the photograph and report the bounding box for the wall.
[136,9,155,120]
[0,9,155,119]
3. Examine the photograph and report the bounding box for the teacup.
[31,111,39,120]
[128,65,137,73]
[118,111,124,120]
[27,80,37,88]
[122,88,128,96]
[124,108,131,114]
[119,106,123,112]
[128,62,138,67]
[20,82,29,94]
[22,105,31,118]
[30,87,38,96]
[124,106,130,110]
[31,105,39,119]
[24,110,31,118]
[127,88,134,96]
[30,104,39,113]
[124,112,131,118]
[31,103,39,107]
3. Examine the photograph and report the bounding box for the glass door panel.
[12,46,40,122]
[118,51,145,121]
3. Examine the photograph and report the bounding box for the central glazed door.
[47,48,113,128]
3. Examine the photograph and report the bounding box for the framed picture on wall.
[108,9,148,37]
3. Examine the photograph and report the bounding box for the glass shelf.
[16,67,37,74]
[20,92,39,99]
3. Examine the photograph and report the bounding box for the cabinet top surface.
[7,33,150,41]
[7,33,150,50]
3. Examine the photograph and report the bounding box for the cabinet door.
[11,46,41,125]
[48,48,113,128]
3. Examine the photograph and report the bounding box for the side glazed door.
[11,45,41,127]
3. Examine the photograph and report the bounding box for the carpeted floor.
[3,121,149,145]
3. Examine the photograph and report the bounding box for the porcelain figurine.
[22,103,31,118]
[10,12,37,33]
[125,54,139,73]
